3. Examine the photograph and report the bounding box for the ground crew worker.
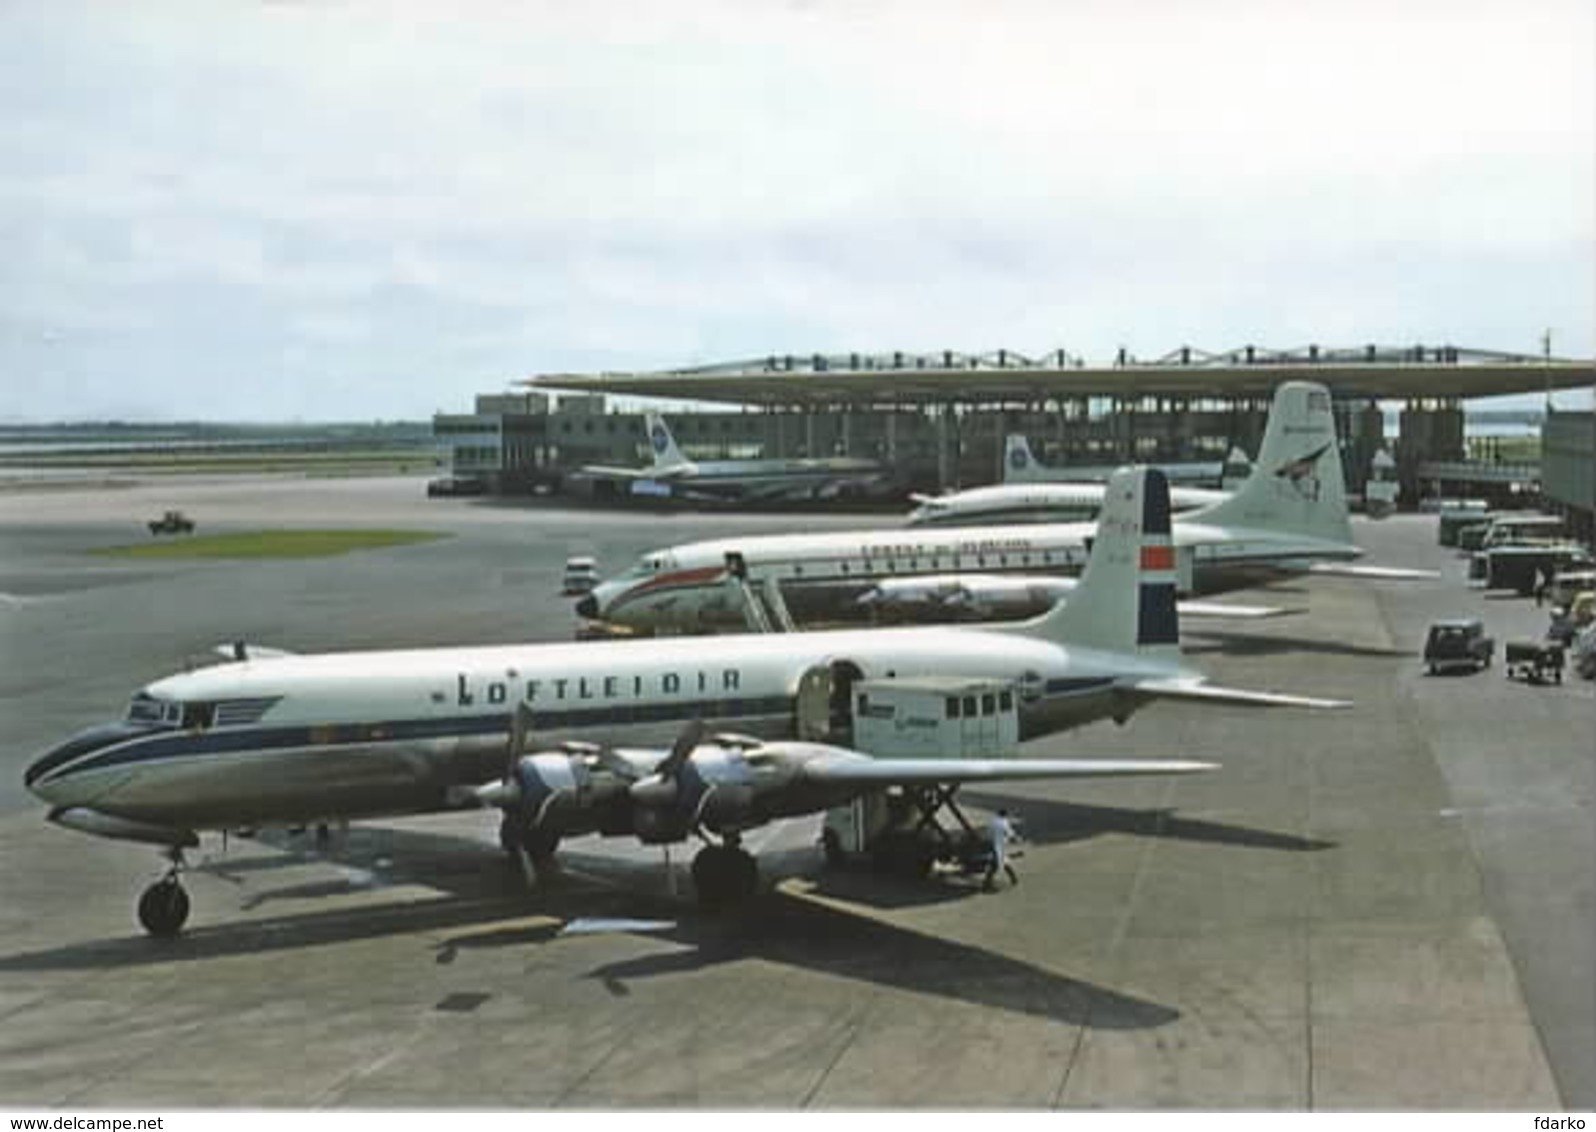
[983,808,1020,891]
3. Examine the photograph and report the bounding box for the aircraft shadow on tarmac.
[1180,628,1413,659]
[0,824,1179,1031]
[959,792,1337,853]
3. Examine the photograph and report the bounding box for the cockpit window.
[126,693,172,725]
[617,556,664,582]
[125,693,213,728]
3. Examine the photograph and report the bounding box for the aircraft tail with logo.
[1002,434,1046,483]
[1180,381,1354,548]
[1015,463,1349,708]
[1017,465,1182,664]
[643,411,693,473]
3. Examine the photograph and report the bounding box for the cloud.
[0,0,1590,419]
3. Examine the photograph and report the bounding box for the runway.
[1,475,1589,1109]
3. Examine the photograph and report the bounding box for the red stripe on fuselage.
[1141,545,1175,571]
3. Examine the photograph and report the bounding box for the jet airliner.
[577,410,892,503]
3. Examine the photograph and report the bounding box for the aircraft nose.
[23,722,141,800]
[574,593,599,619]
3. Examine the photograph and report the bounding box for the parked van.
[561,556,601,596]
[1481,515,1567,550]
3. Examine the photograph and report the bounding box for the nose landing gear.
[137,847,191,937]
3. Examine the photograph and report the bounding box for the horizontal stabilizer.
[213,642,296,662]
[800,755,1216,786]
[1178,600,1292,619]
[1302,562,1439,581]
[1134,677,1350,710]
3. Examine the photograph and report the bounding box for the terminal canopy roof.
[527,345,1594,409]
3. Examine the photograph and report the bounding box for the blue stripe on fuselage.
[36,678,1124,788]
[39,696,797,783]
[1141,468,1172,535]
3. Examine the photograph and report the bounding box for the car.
[1549,570,1596,609]
[426,476,486,498]
[148,510,195,535]
[561,556,601,596]
[1423,618,1494,675]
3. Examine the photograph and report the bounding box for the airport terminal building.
[432,343,1593,519]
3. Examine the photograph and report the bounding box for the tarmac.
[0,474,1589,1110]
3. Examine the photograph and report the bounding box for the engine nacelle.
[630,745,761,842]
[506,752,606,832]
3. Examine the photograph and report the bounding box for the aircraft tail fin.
[644,411,690,471]
[1182,381,1353,547]
[1021,465,1181,662]
[1003,434,1045,483]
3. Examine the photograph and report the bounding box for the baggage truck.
[1469,544,1594,595]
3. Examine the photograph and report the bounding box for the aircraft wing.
[1131,677,1350,710]
[1301,562,1440,581]
[798,755,1216,786]
[580,465,689,482]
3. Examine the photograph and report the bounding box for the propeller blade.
[509,702,534,762]
[653,718,707,778]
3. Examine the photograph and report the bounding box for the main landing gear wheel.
[137,876,190,938]
[691,842,757,911]
[499,818,562,886]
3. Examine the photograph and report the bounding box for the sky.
[0,0,1591,422]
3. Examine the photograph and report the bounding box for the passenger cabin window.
[999,690,1014,711]
[962,695,977,716]
[181,703,214,730]
[946,696,961,719]
[981,693,996,715]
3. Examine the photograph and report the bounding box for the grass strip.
[93,529,449,559]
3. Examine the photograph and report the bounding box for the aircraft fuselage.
[25,625,1175,835]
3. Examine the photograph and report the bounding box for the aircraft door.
[795,660,864,744]
[795,666,833,741]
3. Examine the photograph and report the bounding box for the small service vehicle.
[1549,570,1596,609]
[148,510,195,535]
[561,556,601,596]
[1422,618,1494,675]
[1504,640,1564,685]
[426,476,486,498]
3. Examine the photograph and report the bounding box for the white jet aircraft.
[906,480,1229,526]
[1002,433,1230,487]
[576,409,891,503]
[26,468,1344,936]
[579,381,1430,634]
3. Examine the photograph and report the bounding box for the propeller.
[629,718,759,838]
[652,718,708,779]
[629,718,709,809]
[458,702,537,808]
